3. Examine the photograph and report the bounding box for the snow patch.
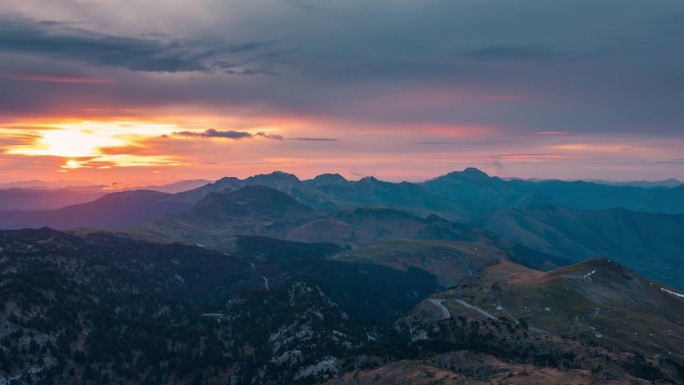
[270,350,303,366]
[410,328,428,342]
[173,273,185,285]
[268,324,314,353]
[581,269,597,281]
[294,356,338,380]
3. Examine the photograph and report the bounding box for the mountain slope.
[185,185,315,224]
[428,259,684,364]
[395,258,684,384]
[0,190,190,230]
[0,188,105,211]
[332,238,572,287]
[2,229,682,384]
[0,228,441,384]
[134,185,319,249]
[483,204,684,289]
[134,187,573,274]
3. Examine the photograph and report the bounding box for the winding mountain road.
[250,262,270,290]
[453,299,497,320]
[429,299,451,319]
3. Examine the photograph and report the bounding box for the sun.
[2,120,184,171]
[41,129,126,158]
[7,127,126,158]
[4,120,181,159]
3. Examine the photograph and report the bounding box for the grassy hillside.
[430,259,684,366]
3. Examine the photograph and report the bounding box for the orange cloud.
[548,144,630,152]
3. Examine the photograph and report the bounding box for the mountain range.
[7,168,684,227]
[1,168,683,384]
[2,168,682,288]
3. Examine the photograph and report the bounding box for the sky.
[1,0,683,185]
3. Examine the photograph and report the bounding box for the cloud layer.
[0,0,683,182]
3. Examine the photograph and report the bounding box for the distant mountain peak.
[264,171,299,180]
[215,176,240,184]
[356,176,391,188]
[432,167,490,181]
[272,170,296,177]
[358,176,379,182]
[317,173,347,181]
[462,167,489,177]
[244,171,301,185]
[310,173,348,186]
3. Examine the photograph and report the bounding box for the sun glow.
[62,159,86,169]
[11,129,126,158]
[3,120,183,169]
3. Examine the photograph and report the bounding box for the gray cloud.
[172,129,284,140]
[0,17,271,73]
[654,159,684,164]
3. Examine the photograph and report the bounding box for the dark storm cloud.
[172,129,284,140]
[0,17,270,73]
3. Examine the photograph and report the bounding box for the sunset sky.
[1,0,683,185]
